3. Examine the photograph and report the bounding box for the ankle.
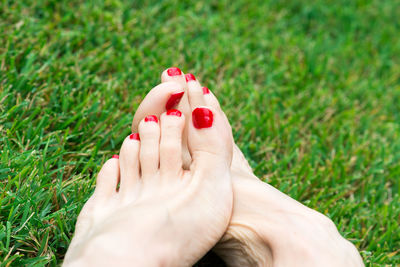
[258,203,363,266]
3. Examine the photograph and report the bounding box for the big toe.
[186,74,233,170]
[161,67,186,86]
[131,81,185,132]
[132,68,193,169]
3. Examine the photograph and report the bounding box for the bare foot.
[64,86,233,266]
[130,68,364,267]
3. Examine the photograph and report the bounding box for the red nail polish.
[144,115,158,123]
[129,133,140,140]
[185,73,196,82]
[202,87,210,94]
[192,107,213,129]
[165,91,184,110]
[167,67,182,76]
[167,109,182,117]
[112,155,119,159]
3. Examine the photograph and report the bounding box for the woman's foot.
[130,68,364,267]
[64,89,234,266]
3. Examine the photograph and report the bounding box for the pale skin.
[63,81,234,266]
[130,68,364,267]
[64,68,364,266]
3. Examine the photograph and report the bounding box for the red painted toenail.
[185,73,196,82]
[167,67,182,76]
[129,133,140,140]
[112,155,119,159]
[192,107,213,129]
[202,87,210,94]
[144,115,158,123]
[165,91,184,110]
[167,109,182,117]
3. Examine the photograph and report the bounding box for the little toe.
[138,115,161,178]
[132,82,184,132]
[159,109,185,176]
[93,156,120,198]
[118,133,141,195]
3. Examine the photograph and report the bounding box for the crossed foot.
[64,68,364,267]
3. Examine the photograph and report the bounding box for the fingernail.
[167,109,182,117]
[185,73,196,82]
[167,67,182,76]
[129,133,140,140]
[144,115,158,123]
[165,91,184,110]
[202,87,210,94]
[192,107,213,129]
[112,155,119,159]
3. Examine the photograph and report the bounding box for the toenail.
[185,73,196,82]
[112,154,119,159]
[165,91,184,110]
[167,67,182,76]
[167,109,182,117]
[202,87,210,94]
[192,107,213,129]
[144,115,158,123]
[129,133,140,140]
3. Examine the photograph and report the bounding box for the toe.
[159,109,185,176]
[131,82,184,132]
[93,156,120,198]
[118,133,141,195]
[161,67,186,86]
[187,79,233,169]
[185,74,233,168]
[185,73,231,157]
[130,76,192,169]
[201,86,222,111]
[185,73,207,108]
[200,85,232,133]
[161,68,191,116]
[198,86,251,174]
[187,105,233,201]
[138,115,161,177]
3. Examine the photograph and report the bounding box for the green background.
[1,0,399,265]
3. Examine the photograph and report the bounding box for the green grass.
[1,0,399,265]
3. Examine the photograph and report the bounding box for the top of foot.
[64,83,233,266]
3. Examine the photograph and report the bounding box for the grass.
[1,0,399,265]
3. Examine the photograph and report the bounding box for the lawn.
[1,0,399,265]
